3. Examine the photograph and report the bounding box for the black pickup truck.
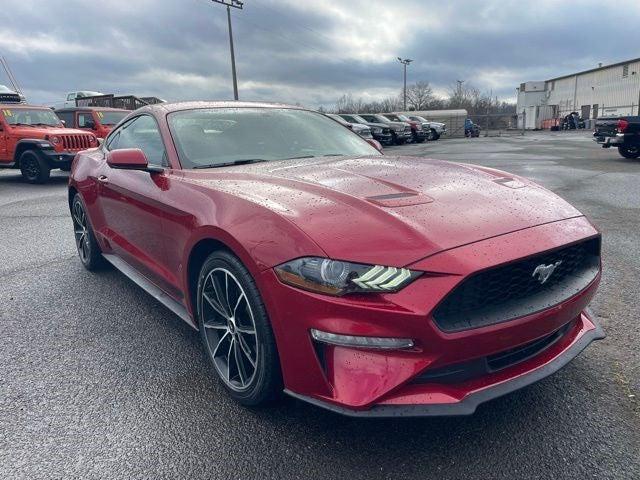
[593,116,640,158]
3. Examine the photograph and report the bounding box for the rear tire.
[19,151,50,184]
[618,146,640,159]
[197,250,282,406]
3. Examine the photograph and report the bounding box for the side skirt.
[102,253,197,330]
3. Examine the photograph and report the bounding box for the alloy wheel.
[200,267,259,392]
[72,201,90,263]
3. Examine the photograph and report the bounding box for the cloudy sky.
[2,0,640,109]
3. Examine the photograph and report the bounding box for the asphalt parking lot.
[1,131,638,479]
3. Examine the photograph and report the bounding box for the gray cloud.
[1,0,639,108]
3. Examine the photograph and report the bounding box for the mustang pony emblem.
[532,261,562,284]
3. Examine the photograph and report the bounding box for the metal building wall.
[547,60,640,117]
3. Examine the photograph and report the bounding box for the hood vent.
[366,192,434,208]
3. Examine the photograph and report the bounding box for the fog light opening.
[310,329,414,350]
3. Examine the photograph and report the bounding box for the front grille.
[404,126,411,133]
[432,237,601,332]
[413,320,574,385]
[382,128,391,134]
[61,134,93,151]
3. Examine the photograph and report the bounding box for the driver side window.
[106,115,167,166]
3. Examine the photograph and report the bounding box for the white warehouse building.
[517,57,640,129]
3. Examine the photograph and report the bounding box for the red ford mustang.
[68,101,604,416]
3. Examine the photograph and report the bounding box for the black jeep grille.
[432,237,601,332]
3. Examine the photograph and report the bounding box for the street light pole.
[397,58,413,110]
[211,0,243,100]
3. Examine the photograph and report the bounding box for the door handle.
[97,175,109,184]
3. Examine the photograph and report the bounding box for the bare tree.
[405,81,434,111]
[329,81,515,116]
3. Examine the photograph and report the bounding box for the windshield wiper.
[285,153,345,160]
[193,159,268,169]
[11,122,36,127]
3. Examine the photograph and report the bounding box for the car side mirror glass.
[107,148,150,170]
[366,138,383,152]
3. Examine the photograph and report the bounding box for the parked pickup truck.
[55,107,129,139]
[593,116,640,158]
[0,103,97,183]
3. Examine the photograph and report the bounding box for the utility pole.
[456,79,465,96]
[210,0,243,100]
[397,58,413,110]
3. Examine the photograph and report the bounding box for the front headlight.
[274,257,421,296]
[371,127,382,134]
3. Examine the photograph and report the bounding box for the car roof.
[54,107,129,112]
[0,103,52,110]
[139,100,309,115]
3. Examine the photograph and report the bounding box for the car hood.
[9,126,92,137]
[383,121,409,130]
[364,122,389,130]
[182,156,583,267]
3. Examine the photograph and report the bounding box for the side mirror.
[60,120,66,126]
[366,138,383,152]
[106,148,163,172]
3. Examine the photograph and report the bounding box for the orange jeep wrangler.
[54,107,129,139]
[0,104,97,183]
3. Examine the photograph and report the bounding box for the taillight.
[617,119,629,133]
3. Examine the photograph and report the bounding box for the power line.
[249,1,337,46]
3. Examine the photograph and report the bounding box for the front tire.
[71,194,105,271]
[618,146,640,159]
[428,129,440,141]
[19,151,51,184]
[197,251,282,406]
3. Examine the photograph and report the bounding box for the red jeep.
[0,104,98,183]
[54,107,129,139]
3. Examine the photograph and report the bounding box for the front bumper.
[286,311,604,416]
[372,132,393,144]
[40,149,76,168]
[413,130,427,141]
[394,130,411,140]
[260,216,602,416]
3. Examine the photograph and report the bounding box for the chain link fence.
[467,113,524,137]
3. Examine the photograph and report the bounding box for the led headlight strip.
[352,266,413,291]
[274,257,421,296]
